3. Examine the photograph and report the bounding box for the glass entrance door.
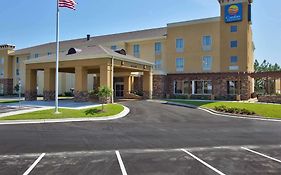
[115,82,124,98]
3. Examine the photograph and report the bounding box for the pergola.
[24,45,154,102]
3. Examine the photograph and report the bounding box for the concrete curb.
[0,105,130,125]
[160,101,281,122]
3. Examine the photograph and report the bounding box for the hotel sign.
[225,3,243,23]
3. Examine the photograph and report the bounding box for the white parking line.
[115,151,128,175]
[241,147,281,163]
[181,149,226,175]
[23,153,45,175]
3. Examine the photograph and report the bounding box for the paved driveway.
[0,100,281,174]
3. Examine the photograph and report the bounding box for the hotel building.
[1,0,272,102]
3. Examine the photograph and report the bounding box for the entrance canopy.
[24,45,154,101]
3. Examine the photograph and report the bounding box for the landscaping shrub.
[214,105,256,115]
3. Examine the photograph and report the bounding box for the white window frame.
[202,35,212,51]
[176,58,184,72]
[0,58,4,64]
[154,60,162,70]
[34,53,39,58]
[133,44,140,58]
[192,80,213,95]
[202,56,212,71]
[0,68,4,78]
[229,66,239,71]
[176,38,184,52]
[155,42,161,55]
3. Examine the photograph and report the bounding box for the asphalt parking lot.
[0,100,281,174]
[1,145,281,175]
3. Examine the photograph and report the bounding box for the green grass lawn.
[0,104,124,121]
[168,100,281,119]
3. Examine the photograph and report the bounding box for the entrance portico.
[24,45,153,102]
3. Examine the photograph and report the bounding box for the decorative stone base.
[166,72,253,101]
[258,95,281,104]
[153,75,167,98]
[74,91,89,102]
[25,90,37,101]
[0,78,13,95]
[142,91,152,99]
[43,91,55,101]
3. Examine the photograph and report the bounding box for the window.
[202,56,212,71]
[230,40,238,48]
[176,38,184,52]
[155,42,162,55]
[193,81,212,95]
[47,52,52,56]
[16,57,19,64]
[173,80,191,94]
[230,56,238,64]
[230,26,238,32]
[174,81,183,94]
[202,36,212,51]
[133,44,140,58]
[0,68,4,78]
[0,58,4,64]
[229,66,239,71]
[16,69,20,76]
[111,45,117,51]
[176,58,184,72]
[227,81,241,95]
[27,56,30,60]
[34,53,39,58]
[154,60,162,70]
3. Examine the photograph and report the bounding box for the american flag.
[59,0,77,10]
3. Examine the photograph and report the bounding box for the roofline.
[167,17,220,28]
[15,27,167,53]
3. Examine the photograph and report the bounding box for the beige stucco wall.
[166,21,221,74]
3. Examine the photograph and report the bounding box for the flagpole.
[55,0,60,114]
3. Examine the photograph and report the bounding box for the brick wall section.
[166,72,252,100]
[0,78,13,95]
[258,95,281,104]
[25,90,37,101]
[153,75,167,98]
[43,91,55,101]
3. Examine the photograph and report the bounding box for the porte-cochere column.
[143,70,153,99]
[25,69,37,101]
[74,66,89,102]
[43,68,56,101]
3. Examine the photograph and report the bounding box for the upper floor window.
[34,53,39,58]
[16,69,20,76]
[176,58,184,72]
[155,42,162,55]
[231,26,238,32]
[202,56,212,71]
[27,55,30,60]
[0,58,4,64]
[111,45,117,51]
[16,57,19,64]
[230,40,238,48]
[202,36,212,51]
[133,44,140,58]
[0,68,4,78]
[230,56,238,64]
[47,52,52,56]
[154,60,162,70]
[176,38,184,52]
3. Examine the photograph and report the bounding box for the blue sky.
[0,0,280,64]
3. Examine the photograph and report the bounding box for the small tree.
[96,86,112,112]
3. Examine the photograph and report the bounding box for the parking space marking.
[115,151,128,175]
[23,153,45,175]
[181,149,226,175]
[241,147,281,163]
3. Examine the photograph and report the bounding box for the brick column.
[143,70,153,99]
[43,68,56,101]
[0,78,13,95]
[25,69,37,101]
[74,66,89,102]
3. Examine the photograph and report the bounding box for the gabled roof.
[15,27,167,55]
[24,45,154,66]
